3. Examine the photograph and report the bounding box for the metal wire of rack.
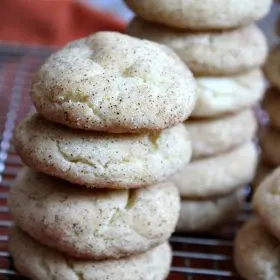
[0,44,248,280]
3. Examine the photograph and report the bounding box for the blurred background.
[0,0,278,47]
[86,0,133,21]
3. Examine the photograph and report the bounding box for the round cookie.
[251,159,273,190]
[263,88,280,130]
[124,0,272,30]
[234,219,280,280]
[260,126,280,167]
[254,167,280,243]
[171,142,258,198]
[9,168,180,260]
[265,45,280,91]
[186,109,257,159]
[127,19,268,76]
[9,227,171,280]
[31,31,196,133]
[192,69,265,117]
[13,114,191,189]
[176,189,243,232]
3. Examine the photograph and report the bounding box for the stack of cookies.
[236,9,280,275]
[8,32,197,280]
[235,167,280,280]
[253,44,280,188]
[125,0,272,231]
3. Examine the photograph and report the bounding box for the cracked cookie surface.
[13,114,192,188]
[9,168,180,259]
[9,227,172,280]
[31,31,196,133]
[128,20,268,76]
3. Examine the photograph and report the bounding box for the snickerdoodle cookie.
[9,227,171,280]
[254,167,280,243]
[177,189,243,232]
[171,142,258,198]
[13,114,191,189]
[31,31,196,133]
[192,70,265,117]
[234,219,280,280]
[124,0,272,30]
[9,168,179,260]
[127,19,267,76]
[186,109,257,159]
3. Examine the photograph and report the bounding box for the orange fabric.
[0,0,125,46]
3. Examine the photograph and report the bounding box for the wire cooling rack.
[0,44,248,280]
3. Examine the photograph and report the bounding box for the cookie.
[192,69,265,118]
[263,88,280,130]
[13,114,191,189]
[254,167,280,243]
[176,189,243,232]
[234,219,280,280]
[265,45,280,91]
[127,19,268,76]
[31,31,196,133]
[252,159,273,190]
[260,126,280,167]
[124,0,272,30]
[9,227,171,280]
[171,142,258,198]
[9,168,179,260]
[186,109,257,159]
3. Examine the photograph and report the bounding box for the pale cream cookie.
[234,219,280,280]
[127,19,268,76]
[31,31,196,133]
[254,167,280,244]
[9,227,172,280]
[176,189,243,232]
[124,0,272,30]
[171,142,258,198]
[9,168,180,260]
[192,70,265,117]
[13,114,192,189]
[186,109,257,159]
